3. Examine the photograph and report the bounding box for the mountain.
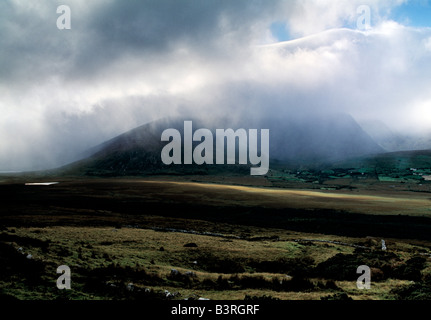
[60,112,384,176]
[260,112,383,164]
[357,119,404,151]
[358,119,431,152]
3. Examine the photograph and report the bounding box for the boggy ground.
[0,176,431,300]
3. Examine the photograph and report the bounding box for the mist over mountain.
[359,119,431,152]
[60,112,383,176]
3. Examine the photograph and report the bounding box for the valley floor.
[1,176,431,300]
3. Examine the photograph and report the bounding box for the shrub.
[249,256,315,277]
[270,276,316,292]
[392,256,427,281]
[321,293,353,300]
[391,278,431,300]
[216,275,231,290]
[196,254,245,273]
[236,275,271,289]
[314,252,397,281]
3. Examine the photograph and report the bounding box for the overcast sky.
[1,0,431,171]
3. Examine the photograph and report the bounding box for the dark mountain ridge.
[60,112,384,176]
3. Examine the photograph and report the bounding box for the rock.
[26,254,32,259]
[381,239,387,251]
[185,271,196,277]
[170,269,180,276]
[159,246,165,251]
[184,243,198,248]
[164,290,180,298]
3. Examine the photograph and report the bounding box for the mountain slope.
[60,113,384,176]
[359,119,431,152]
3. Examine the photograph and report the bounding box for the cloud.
[1,0,431,170]
[275,0,408,37]
[251,22,431,128]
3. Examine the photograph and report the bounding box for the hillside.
[358,119,431,152]
[59,113,384,177]
[329,149,431,182]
